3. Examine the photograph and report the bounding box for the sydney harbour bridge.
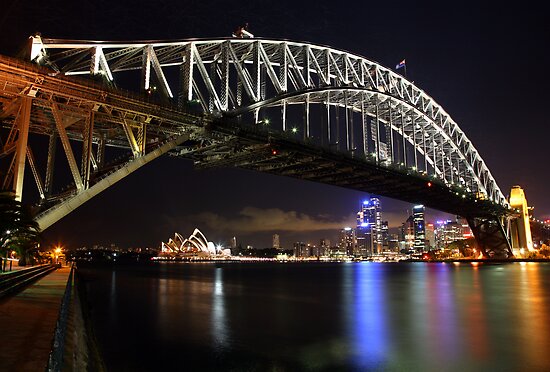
[0,34,546,258]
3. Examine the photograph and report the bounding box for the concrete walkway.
[0,266,71,371]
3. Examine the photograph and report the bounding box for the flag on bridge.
[395,59,406,70]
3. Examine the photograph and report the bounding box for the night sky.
[1,1,548,250]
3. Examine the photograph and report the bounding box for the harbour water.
[78,262,550,371]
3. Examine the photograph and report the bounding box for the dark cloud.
[187,207,356,233]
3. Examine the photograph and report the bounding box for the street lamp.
[54,246,62,265]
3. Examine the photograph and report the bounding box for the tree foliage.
[446,237,478,257]
[0,191,40,265]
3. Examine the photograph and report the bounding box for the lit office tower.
[425,223,435,250]
[381,221,389,249]
[413,205,426,252]
[293,242,309,257]
[272,234,280,249]
[356,198,382,256]
[339,227,356,256]
[319,239,331,256]
[434,217,472,249]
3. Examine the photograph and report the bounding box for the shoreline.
[73,257,550,265]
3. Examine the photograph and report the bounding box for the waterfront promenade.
[0,266,71,371]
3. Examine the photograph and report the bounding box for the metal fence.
[46,264,74,372]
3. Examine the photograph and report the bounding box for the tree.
[538,244,550,258]
[446,237,478,258]
[0,191,40,267]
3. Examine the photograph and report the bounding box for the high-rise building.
[381,221,389,249]
[400,215,415,252]
[434,217,472,249]
[293,242,310,257]
[388,234,400,252]
[413,205,426,252]
[230,236,237,249]
[339,227,356,257]
[456,216,473,239]
[272,234,280,249]
[319,239,331,257]
[356,198,382,256]
[425,223,435,249]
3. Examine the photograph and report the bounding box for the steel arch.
[32,35,507,208]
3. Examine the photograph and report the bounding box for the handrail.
[0,264,57,299]
[46,264,74,372]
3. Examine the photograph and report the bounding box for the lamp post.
[54,247,62,266]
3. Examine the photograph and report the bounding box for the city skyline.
[72,198,465,252]
[0,1,548,251]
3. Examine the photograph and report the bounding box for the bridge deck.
[200,120,508,219]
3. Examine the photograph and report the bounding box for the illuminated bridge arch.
[33,36,507,208]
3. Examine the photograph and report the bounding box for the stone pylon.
[509,186,534,256]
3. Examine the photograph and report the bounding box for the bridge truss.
[0,55,203,229]
[0,35,515,257]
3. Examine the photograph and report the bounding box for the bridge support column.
[467,217,513,259]
[509,186,534,256]
[13,97,32,201]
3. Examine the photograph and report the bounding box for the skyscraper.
[319,238,331,257]
[413,205,426,252]
[400,215,415,252]
[293,242,309,257]
[356,198,382,256]
[425,223,435,249]
[434,217,473,249]
[339,227,356,257]
[381,221,389,249]
[272,234,280,249]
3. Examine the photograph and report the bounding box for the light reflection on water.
[80,262,550,371]
[212,267,228,350]
[348,262,388,369]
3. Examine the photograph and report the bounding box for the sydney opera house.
[160,228,231,258]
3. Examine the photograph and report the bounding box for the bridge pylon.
[508,186,534,256]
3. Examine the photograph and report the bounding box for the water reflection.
[211,267,228,350]
[350,263,388,369]
[80,262,550,371]
[464,263,490,363]
[428,264,459,366]
[517,263,549,370]
[108,270,118,326]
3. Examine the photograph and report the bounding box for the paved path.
[0,267,71,371]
